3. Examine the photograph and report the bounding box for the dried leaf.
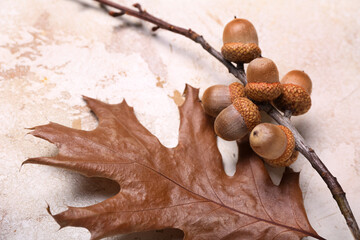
[25,85,322,240]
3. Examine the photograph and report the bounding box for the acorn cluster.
[202,18,313,167]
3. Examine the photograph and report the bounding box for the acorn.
[214,97,261,141]
[273,70,312,116]
[245,58,281,102]
[221,18,261,63]
[249,123,298,167]
[202,82,245,117]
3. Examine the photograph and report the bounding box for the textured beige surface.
[0,0,359,239]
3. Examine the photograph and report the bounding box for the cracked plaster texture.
[0,0,359,239]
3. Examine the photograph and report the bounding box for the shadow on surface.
[69,174,120,203]
[69,0,223,84]
[107,228,184,240]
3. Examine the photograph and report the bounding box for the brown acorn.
[202,82,245,117]
[273,70,312,116]
[249,123,298,167]
[214,97,261,141]
[245,58,282,102]
[221,18,261,63]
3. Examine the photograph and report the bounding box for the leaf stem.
[94,1,359,238]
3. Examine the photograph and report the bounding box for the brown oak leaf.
[25,85,322,240]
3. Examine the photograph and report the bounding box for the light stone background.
[0,0,359,239]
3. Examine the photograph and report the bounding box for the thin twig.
[152,25,160,32]
[94,0,246,85]
[109,10,125,17]
[94,1,359,238]
[284,110,292,119]
[259,102,359,239]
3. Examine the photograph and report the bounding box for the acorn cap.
[273,85,311,115]
[281,70,312,94]
[232,97,261,131]
[221,18,261,63]
[266,150,299,167]
[245,82,281,102]
[245,58,281,101]
[250,123,287,160]
[229,82,246,102]
[223,18,259,45]
[221,43,261,63]
[273,70,312,116]
[202,83,245,117]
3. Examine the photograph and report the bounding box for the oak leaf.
[25,85,322,240]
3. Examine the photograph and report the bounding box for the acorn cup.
[273,70,312,116]
[249,123,298,167]
[214,97,261,141]
[221,18,261,63]
[202,82,245,117]
[245,58,282,102]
